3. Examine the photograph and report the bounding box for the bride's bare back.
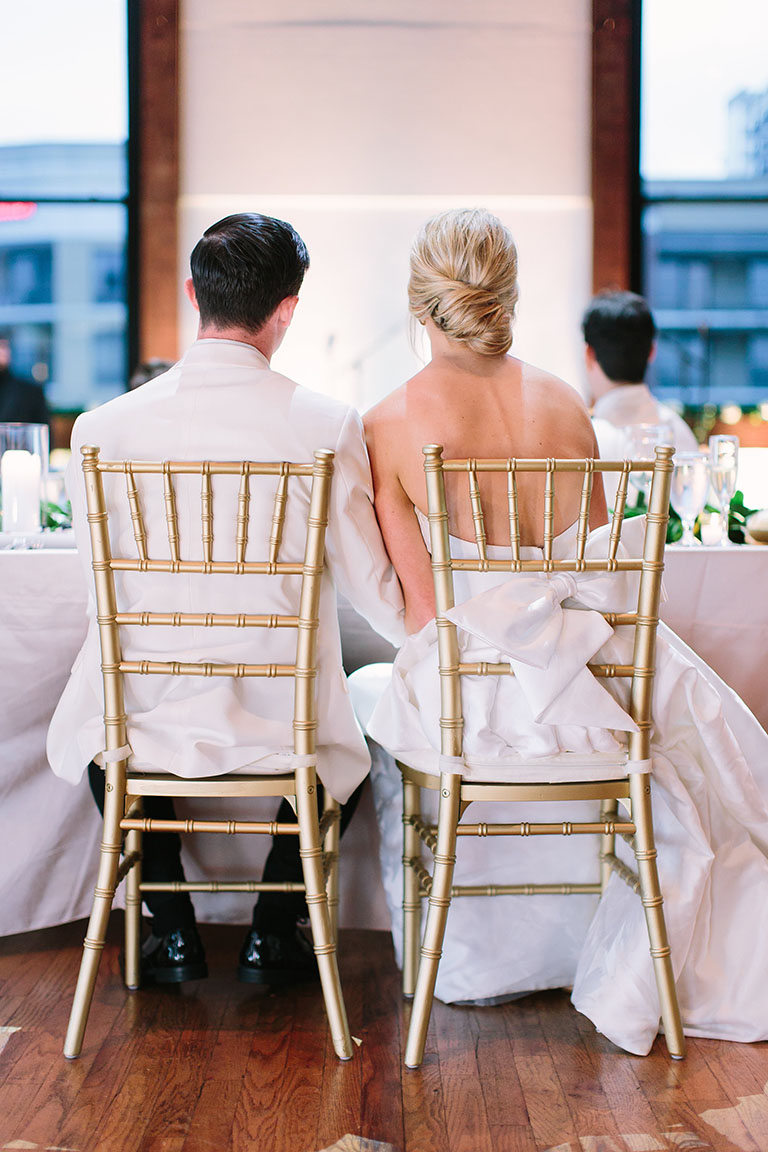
[365,338,605,631]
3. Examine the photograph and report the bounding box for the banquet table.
[1,541,766,939]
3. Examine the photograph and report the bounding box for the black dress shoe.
[237,925,320,985]
[141,927,208,984]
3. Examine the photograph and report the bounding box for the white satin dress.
[351,515,768,1056]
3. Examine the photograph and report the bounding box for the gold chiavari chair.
[400,443,685,1068]
[64,445,353,1062]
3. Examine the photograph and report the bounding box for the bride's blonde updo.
[408,208,518,356]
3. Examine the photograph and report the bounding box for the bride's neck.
[425,320,508,376]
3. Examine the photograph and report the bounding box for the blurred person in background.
[129,358,175,390]
[0,336,49,425]
[582,291,698,458]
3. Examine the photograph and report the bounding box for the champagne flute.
[670,453,709,547]
[620,423,674,506]
[708,435,739,547]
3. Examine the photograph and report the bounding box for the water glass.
[708,435,739,547]
[670,453,709,547]
[621,423,674,504]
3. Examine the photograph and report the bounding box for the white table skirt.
[659,545,768,727]
[1,544,765,938]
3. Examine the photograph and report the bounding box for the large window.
[0,1,128,424]
[641,0,768,412]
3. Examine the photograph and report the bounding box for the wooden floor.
[0,919,767,1152]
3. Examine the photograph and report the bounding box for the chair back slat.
[235,466,250,563]
[269,466,290,565]
[608,464,631,562]
[421,444,674,756]
[162,464,180,563]
[506,463,521,567]
[109,558,305,574]
[449,556,644,573]
[542,461,555,567]
[123,465,149,562]
[575,467,592,566]
[114,611,298,628]
[466,463,488,567]
[201,465,213,563]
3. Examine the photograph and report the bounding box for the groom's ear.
[184,278,199,311]
[275,295,299,329]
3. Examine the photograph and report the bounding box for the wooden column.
[132,0,180,362]
[592,0,639,293]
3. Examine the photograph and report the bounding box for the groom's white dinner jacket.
[47,339,405,803]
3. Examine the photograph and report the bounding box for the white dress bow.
[444,551,644,733]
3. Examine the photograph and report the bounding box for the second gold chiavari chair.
[64,444,353,1062]
[399,443,685,1068]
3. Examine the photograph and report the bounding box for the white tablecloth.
[1,544,765,938]
[660,545,768,730]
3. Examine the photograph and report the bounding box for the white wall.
[179,1,593,406]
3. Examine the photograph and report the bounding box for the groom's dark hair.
[190,213,309,334]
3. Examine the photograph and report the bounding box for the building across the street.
[642,178,768,410]
[0,142,128,416]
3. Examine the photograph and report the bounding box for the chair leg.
[295,766,353,1061]
[401,771,422,997]
[322,792,341,945]
[64,761,126,1059]
[629,772,686,1060]
[600,797,618,895]
[404,772,461,1069]
[123,795,143,990]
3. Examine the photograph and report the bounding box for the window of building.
[0,245,52,307]
[0,0,128,425]
[641,0,768,412]
[92,244,126,305]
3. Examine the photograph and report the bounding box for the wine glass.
[708,435,739,547]
[620,423,674,506]
[670,453,709,547]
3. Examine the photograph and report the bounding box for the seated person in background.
[0,336,49,425]
[47,212,404,987]
[128,358,175,390]
[582,289,699,459]
[351,208,768,1056]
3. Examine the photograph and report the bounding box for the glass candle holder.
[0,423,49,533]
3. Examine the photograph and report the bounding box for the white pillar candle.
[1,449,42,532]
[700,513,724,547]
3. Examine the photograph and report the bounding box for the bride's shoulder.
[364,366,434,429]
[364,382,406,433]
[519,360,589,410]
[518,358,572,390]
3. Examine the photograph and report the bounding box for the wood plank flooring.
[1,917,766,1152]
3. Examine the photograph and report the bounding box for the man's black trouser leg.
[251,780,365,933]
[87,760,196,936]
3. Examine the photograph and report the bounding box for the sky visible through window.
[6,1,766,177]
[642,0,768,180]
[0,0,127,146]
